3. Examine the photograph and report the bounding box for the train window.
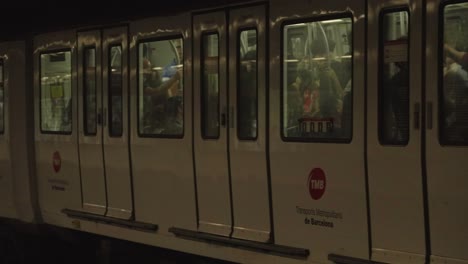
[282,17,353,142]
[108,45,122,137]
[84,48,97,135]
[40,51,72,134]
[238,29,258,140]
[379,10,410,145]
[201,33,220,139]
[441,2,468,145]
[0,59,3,134]
[138,37,183,137]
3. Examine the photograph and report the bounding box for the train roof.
[0,1,252,41]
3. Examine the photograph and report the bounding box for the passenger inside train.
[283,18,352,139]
[379,11,409,145]
[443,47,468,143]
[442,4,468,144]
[238,29,258,139]
[139,39,183,136]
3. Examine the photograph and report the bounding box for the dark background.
[0,1,250,41]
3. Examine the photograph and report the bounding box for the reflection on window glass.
[84,48,97,135]
[282,18,352,141]
[138,38,183,136]
[109,45,122,137]
[238,29,258,140]
[0,59,4,134]
[202,33,219,139]
[442,2,468,145]
[40,51,72,133]
[380,11,409,145]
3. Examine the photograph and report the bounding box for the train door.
[77,31,106,215]
[129,13,197,230]
[77,27,133,219]
[193,4,271,241]
[367,0,427,263]
[426,1,468,263]
[269,0,368,262]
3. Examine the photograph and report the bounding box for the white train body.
[1,0,467,263]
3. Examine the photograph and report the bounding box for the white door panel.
[228,5,271,242]
[367,0,426,261]
[77,31,107,215]
[193,11,231,236]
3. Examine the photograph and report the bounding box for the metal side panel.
[5,41,37,223]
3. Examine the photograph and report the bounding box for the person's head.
[142,43,154,74]
[175,43,183,61]
[143,58,152,73]
[311,39,327,58]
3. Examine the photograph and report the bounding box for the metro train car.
[1,0,468,263]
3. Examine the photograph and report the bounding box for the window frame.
[280,13,354,143]
[39,49,73,135]
[136,34,185,139]
[108,44,123,138]
[83,46,98,136]
[378,6,411,146]
[237,27,259,141]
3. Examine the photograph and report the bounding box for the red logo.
[308,168,326,200]
[53,151,61,173]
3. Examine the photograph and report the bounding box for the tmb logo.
[53,151,61,173]
[308,168,326,200]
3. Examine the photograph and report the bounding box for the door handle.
[427,102,433,130]
[103,108,107,127]
[221,113,226,127]
[414,103,420,130]
[229,106,235,129]
[221,106,228,127]
[97,108,103,126]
